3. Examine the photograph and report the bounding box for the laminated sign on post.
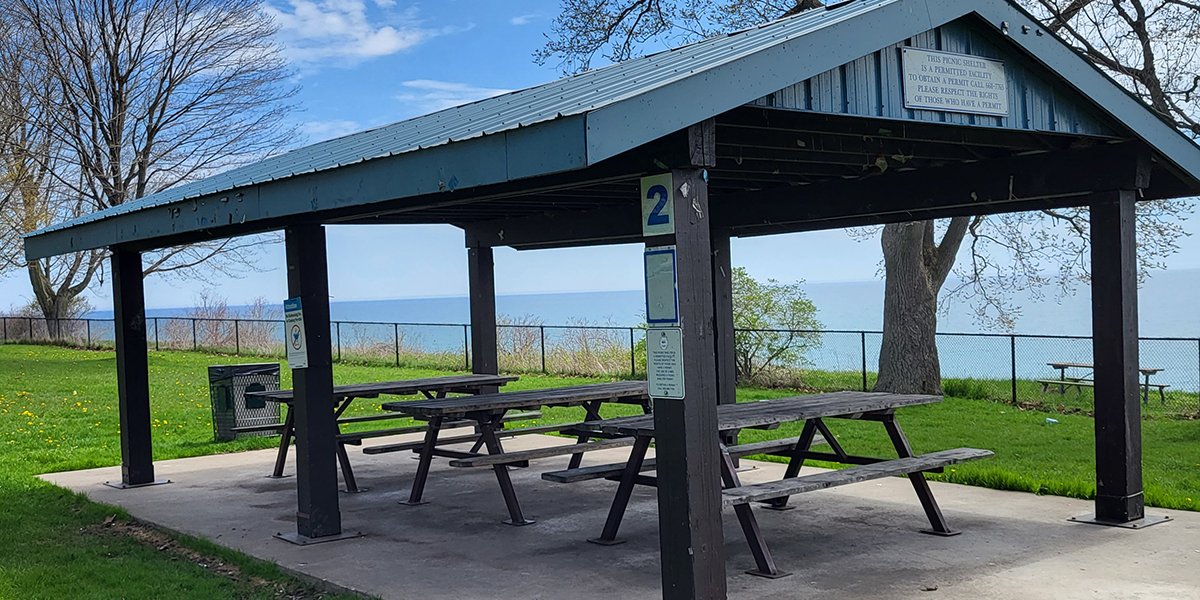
[283,298,308,369]
[644,245,679,326]
[646,327,684,400]
[640,173,675,237]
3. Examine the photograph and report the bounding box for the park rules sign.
[902,48,1009,117]
[284,298,308,369]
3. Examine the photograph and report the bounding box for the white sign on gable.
[902,48,1009,117]
[640,173,675,237]
[284,297,308,369]
[646,327,684,400]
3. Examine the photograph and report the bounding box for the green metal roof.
[24,0,1200,260]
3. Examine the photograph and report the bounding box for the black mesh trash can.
[208,363,281,441]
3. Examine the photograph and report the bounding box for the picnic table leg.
[400,416,443,506]
[331,396,361,492]
[568,400,604,470]
[478,415,534,526]
[764,419,821,511]
[588,434,652,545]
[721,445,789,578]
[336,442,361,493]
[269,405,295,478]
[882,415,958,537]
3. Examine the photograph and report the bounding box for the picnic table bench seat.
[541,434,828,484]
[449,436,637,467]
[721,447,994,507]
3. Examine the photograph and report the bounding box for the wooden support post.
[281,224,344,542]
[1081,190,1159,528]
[711,230,736,407]
[108,248,162,488]
[467,239,499,392]
[648,169,726,599]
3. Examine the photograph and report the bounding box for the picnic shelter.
[22,0,1200,598]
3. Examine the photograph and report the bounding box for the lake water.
[80,268,1199,394]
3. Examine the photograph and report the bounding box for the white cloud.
[300,119,363,143]
[266,1,443,66]
[510,13,540,26]
[395,80,514,114]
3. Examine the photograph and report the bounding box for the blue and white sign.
[644,245,679,325]
[284,297,308,369]
[640,173,675,237]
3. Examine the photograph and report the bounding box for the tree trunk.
[873,218,970,394]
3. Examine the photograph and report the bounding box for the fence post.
[860,331,868,392]
[1010,335,1018,406]
[463,324,470,371]
[394,323,400,367]
[335,322,342,362]
[540,325,546,373]
[630,328,636,377]
[28,317,33,341]
[2,317,7,342]
[192,318,197,351]
[234,320,240,355]
[86,319,91,347]
[1196,339,1200,416]
[153,318,160,351]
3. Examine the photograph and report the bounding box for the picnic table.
[246,374,518,492]
[1038,362,1168,405]
[381,381,652,525]
[557,391,993,578]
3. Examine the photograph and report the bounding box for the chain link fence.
[3,315,1197,416]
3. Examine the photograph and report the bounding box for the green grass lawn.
[0,344,1197,598]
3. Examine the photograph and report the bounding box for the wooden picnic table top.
[1046,362,1163,375]
[247,374,518,403]
[578,391,941,437]
[381,381,650,418]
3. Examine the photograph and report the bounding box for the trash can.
[208,363,281,441]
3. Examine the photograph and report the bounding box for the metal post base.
[341,487,369,494]
[745,569,792,579]
[274,530,363,546]
[586,537,626,546]
[1069,514,1171,529]
[919,528,961,537]
[503,518,536,527]
[398,499,428,506]
[104,479,171,489]
[265,474,292,479]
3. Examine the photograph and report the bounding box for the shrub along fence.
[3,315,1198,417]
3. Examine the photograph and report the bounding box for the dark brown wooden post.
[650,168,726,599]
[281,224,343,542]
[712,230,736,408]
[1084,190,1155,526]
[468,239,499,392]
[109,248,162,488]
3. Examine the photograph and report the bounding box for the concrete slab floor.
[41,434,1200,600]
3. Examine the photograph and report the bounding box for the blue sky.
[1,0,1197,312]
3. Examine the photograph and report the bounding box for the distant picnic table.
[1037,362,1168,405]
[245,374,518,492]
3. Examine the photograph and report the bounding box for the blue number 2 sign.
[640,173,675,236]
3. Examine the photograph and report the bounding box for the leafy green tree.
[731,267,822,383]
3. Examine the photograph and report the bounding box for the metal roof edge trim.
[585,0,939,165]
[23,115,589,260]
[967,0,1200,186]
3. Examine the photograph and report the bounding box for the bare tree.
[0,0,296,325]
[538,0,1194,394]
